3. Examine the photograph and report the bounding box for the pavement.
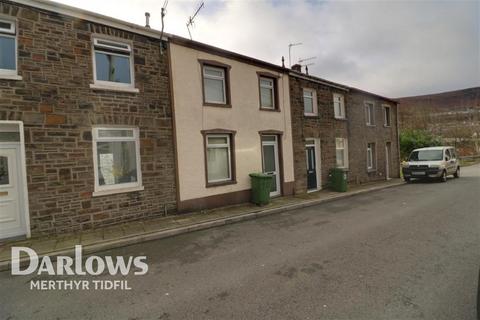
[0,164,479,319]
[0,178,404,271]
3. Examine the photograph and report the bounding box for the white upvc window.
[303,88,317,116]
[259,77,275,109]
[92,37,135,89]
[206,134,232,183]
[0,18,20,79]
[365,102,375,126]
[203,65,227,104]
[367,142,376,170]
[333,93,345,119]
[335,138,348,168]
[92,127,143,195]
[383,105,391,127]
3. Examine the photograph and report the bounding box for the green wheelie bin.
[328,168,348,192]
[249,173,273,205]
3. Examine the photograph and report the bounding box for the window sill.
[304,113,318,117]
[384,125,391,128]
[206,180,237,188]
[90,84,139,93]
[92,185,144,197]
[367,168,377,173]
[260,107,280,112]
[335,117,347,121]
[203,102,231,108]
[366,124,376,127]
[0,74,23,81]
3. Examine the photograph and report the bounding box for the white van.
[402,146,460,182]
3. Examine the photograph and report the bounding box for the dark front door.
[306,145,317,190]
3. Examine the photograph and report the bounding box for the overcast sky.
[55,0,479,98]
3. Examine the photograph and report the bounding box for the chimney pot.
[291,64,302,72]
[145,12,151,28]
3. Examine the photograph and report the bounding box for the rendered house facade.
[169,37,295,211]
[0,0,176,238]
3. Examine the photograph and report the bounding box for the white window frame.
[92,126,143,196]
[367,142,376,170]
[203,65,227,104]
[365,101,376,126]
[0,17,21,80]
[90,36,137,92]
[335,137,349,169]
[333,93,346,119]
[383,104,391,127]
[259,76,275,109]
[303,88,317,116]
[206,134,232,183]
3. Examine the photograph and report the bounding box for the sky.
[54,0,479,98]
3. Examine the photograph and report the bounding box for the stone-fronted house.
[0,0,176,239]
[168,37,295,212]
[289,67,350,193]
[347,88,400,183]
[288,65,400,192]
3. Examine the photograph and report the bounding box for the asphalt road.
[1,164,479,320]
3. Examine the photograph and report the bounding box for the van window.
[409,150,443,161]
[445,149,451,160]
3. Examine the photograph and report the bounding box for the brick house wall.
[289,75,349,193]
[347,90,400,183]
[0,1,176,236]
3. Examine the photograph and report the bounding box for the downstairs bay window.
[92,127,143,195]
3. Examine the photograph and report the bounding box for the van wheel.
[440,170,447,182]
[454,167,460,178]
[404,177,411,183]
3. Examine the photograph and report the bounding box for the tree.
[400,129,442,160]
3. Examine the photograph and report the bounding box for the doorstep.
[0,178,404,271]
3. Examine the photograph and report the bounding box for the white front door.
[0,147,26,238]
[261,135,281,197]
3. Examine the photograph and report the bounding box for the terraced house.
[168,37,295,211]
[0,0,399,240]
[0,0,176,239]
[288,65,400,192]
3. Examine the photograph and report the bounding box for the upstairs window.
[303,89,317,116]
[0,18,17,76]
[333,93,345,119]
[259,77,275,110]
[383,105,391,127]
[203,65,227,105]
[365,102,375,126]
[92,127,142,195]
[93,38,133,87]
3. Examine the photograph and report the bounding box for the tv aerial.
[186,1,205,40]
[288,43,302,67]
[298,57,316,75]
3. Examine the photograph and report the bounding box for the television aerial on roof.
[186,1,205,40]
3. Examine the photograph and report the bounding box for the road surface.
[1,164,479,319]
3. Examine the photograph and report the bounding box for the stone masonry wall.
[347,90,400,183]
[0,1,177,236]
[289,76,349,193]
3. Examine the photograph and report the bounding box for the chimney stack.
[291,64,302,72]
[145,12,151,28]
